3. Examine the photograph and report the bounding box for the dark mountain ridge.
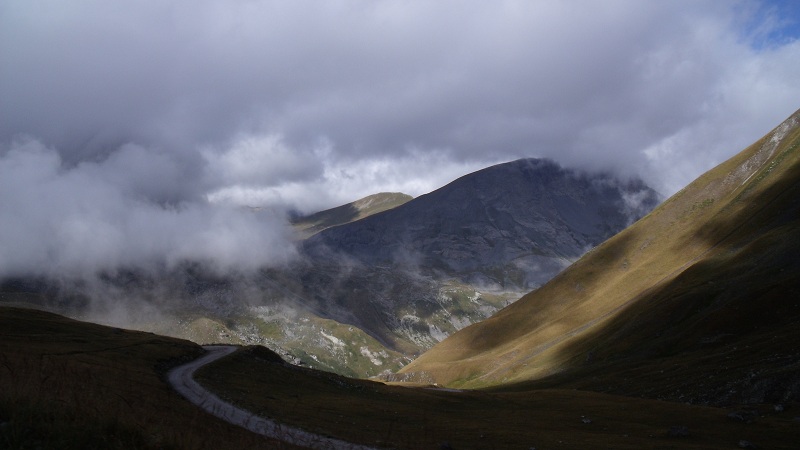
[304,158,660,289]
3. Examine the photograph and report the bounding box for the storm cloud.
[1,0,799,277]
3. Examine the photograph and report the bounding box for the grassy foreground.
[0,306,296,449]
[196,345,800,449]
[1,306,797,449]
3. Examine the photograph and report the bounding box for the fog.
[0,138,297,278]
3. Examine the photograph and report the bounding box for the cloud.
[0,138,296,278]
[1,0,799,276]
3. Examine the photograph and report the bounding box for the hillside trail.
[168,345,379,450]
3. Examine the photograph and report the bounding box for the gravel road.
[168,345,379,449]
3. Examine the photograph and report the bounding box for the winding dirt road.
[168,345,378,449]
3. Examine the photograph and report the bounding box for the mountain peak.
[304,158,661,290]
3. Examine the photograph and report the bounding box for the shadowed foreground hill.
[0,306,296,449]
[398,109,800,402]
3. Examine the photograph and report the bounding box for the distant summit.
[304,158,661,289]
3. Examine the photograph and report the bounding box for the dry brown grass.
[196,346,800,449]
[2,306,798,449]
[0,306,298,449]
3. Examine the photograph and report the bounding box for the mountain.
[257,159,660,372]
[291,192,413,238]
[397,109,800,406]
[304,158,660,290]
[0,159,660,379]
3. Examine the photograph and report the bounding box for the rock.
[738,440,758,449]
[667,425,690,437]
[727,410,757,423]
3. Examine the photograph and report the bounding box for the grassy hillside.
[398,109,800,394]
[0,306,295,449]
[3,306,798,449]
[198,347,796,449]
[292,192,412,238]
[196,345,800,449]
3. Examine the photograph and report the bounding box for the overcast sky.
[1,0,799,276]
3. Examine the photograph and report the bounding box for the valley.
[3,307,798,449]
[4,2,800,448]
[0,159,658,378]
[2,109,800,448]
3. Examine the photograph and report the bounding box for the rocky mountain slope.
[397,109,800,407]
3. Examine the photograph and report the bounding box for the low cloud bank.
[0,138,297,279]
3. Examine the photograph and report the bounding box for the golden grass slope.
[292,192,413,238]
[399,108,800,389]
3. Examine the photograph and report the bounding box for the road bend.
[168,345,379,450]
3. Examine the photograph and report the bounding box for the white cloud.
[204,133,325,187]
[0,138,296,278]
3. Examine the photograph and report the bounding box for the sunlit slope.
[399,109,800,388]
[292,192,413,238]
